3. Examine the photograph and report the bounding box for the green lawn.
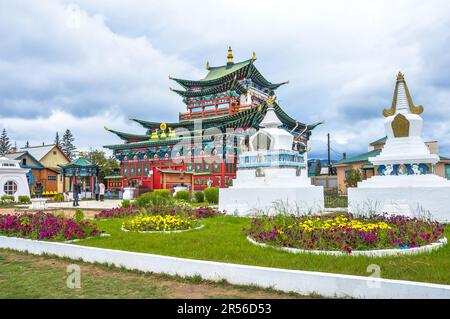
[73,216,450,285]
[0,250,304,299]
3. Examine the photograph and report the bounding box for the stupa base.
[219,185,324,216]
[348,176,450,221]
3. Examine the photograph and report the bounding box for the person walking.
[94,182,100,201]
[99,181,105,202]
[73,182,81,207]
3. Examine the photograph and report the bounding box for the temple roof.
[59,157,97,168]
[170,50,288,91]
[105,101,323,150]
[171,78,248,98]
[104,127,150,141]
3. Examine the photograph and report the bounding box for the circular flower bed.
[0,212,102,241]
[122,214,201,233]
[244,213,447,254]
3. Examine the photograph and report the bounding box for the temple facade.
[104,48,321,192]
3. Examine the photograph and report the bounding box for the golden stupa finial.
[205,61,210,70]
[252,51,257,61]
[383,72,424,117]
[266,95,277,106]
[227,46,234,64]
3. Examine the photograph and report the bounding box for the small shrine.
[0,156,31,200]
[348,72,450,221]
[219,97,324,216]
[59,157,99,199]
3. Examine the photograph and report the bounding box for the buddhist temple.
[104,48,322,193]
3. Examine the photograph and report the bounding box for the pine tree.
[54,132,60,147]
[0,129,11,156]
[61,129,76,160]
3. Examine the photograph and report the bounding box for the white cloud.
[1,0,450,159]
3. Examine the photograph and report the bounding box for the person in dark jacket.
[73,182,81,207]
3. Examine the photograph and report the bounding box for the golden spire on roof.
[227,46,234,64]
[205,61,210,70]
[252,51,257,61]
[383,72,424,117]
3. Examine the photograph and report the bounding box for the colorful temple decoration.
[104,48,322,192]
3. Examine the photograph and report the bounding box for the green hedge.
[194,191,205,203]
[204,187,219,204]
[153,189,171,198]
[174,190,191,202]
[18,195,31,204]
[135,192,172,208]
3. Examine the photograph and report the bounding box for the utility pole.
[327,133,332,176]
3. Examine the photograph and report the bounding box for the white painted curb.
[247,236,448,257]
[1,235,449,299]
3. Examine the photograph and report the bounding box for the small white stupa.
[219,98,324,216]
[348,72,450,221]
[0,156,30,200]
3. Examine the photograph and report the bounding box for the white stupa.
[348,72,450,221]
[0,156,30,200]
[219,98,324,216]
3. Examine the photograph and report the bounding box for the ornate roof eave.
[104,126,151,141]
[170,78,248,98]
[383,72,424,117]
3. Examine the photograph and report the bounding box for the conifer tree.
[61,129,76,160]
[54,132,61,147]
[0,129,11,156]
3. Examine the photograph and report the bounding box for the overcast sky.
[1,0,449,159]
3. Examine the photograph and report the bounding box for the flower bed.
[244,213,446,254]
[94,207,140,219]
[122,215,200,232]
[0,212,102,241]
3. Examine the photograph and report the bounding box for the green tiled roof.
[170,59,287,90]
[59,157,96,168]
[104,127,150,141]
[171,78,247,98]
[369,136,387,146]
[334,149,381,165]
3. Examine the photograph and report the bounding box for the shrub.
[1,195,15,204]
[52,194,65,202]
[135,192,172,208]
[174,190,191,202]
[121,199,131,208]
[0,212,102,241]
[18,196,31,204]
[74,209,84,223]
[191,206,222,219]
[153,189,171,198]
[345,168,363,188]
[122,214,198,232]
[194,191,205,203]
[204,187,219,204]
[95,207,140,219]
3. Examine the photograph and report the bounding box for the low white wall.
[348,187,450,221]
[219,186,324,216]
[1,236,449,299]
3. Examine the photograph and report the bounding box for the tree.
[0,129,11,156]
[61,129,77,160]
[85,149,119,181]
[54,132,60,147]
[344,168,363,188]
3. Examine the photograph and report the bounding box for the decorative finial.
[103,126,109,131]
[266,95,277,106]
[227,46,234,64]
[252,51,257,61]
[128,116,134,121]
[169,87,173,91]
[205,61,210,70]
[383,72,424,117]
[168,75,172,79]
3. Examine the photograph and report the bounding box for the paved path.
[46,200,121,210]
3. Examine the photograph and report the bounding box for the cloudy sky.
[1,0,449,159]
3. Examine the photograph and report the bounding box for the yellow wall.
[39,146,70,194]
[40,146,70,168]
